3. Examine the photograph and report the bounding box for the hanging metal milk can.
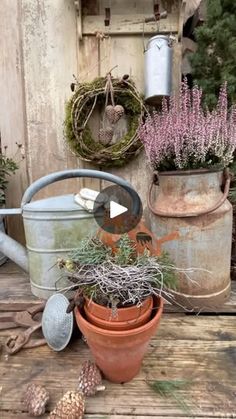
[148,169,232,310]
[0,169,141,299]
[144,35,173,105]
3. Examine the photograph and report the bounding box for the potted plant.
[58,235,182,383]
[138,80,236,309]
[0,149,18,265]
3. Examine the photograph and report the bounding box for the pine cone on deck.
[49,390,85,419]
[23,383,49,417]
[78,360,104,396]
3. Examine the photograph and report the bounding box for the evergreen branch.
[147,379,193,416]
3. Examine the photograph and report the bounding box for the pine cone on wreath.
[78,360,104,397]
[105,104,125,124]
[105,104,116,124]
[113,104,125,123]
[99,127,114,146]
[49,391,85,419]
[23,383,49,417]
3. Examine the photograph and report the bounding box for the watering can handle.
[148,169,231,218]
[21,169,141,215]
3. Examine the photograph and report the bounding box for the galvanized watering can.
[0,170,140,299]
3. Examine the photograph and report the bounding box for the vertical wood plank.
[78,0,101,191]
[96,0,181,225]
[96,1,150,218]
[77,35,101,191]
[0,0,28,243]
[172,41,182,94]
[99,35,151,213]
[21,0,80,200]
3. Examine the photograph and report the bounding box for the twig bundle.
[57,235,206,311]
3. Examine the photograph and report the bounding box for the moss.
[64,77,144,167]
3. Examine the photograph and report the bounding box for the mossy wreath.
[64,76,144,167]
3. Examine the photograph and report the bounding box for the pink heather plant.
[138,80,236,171]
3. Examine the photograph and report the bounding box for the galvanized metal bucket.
[148,169,232,310]
[144,35,173,105]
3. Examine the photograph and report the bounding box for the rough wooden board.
[82,13,179,35]
[77,7,101,192]
[0,316,236,417]
[0,314,235,342]
[0,260,23,274]
[0,0,29,244]
[73,0,100,194]
[21,0,82,198]
[0,262,34,300]
[99,0,153,14]
[1,416,232,419]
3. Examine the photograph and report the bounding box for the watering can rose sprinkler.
[0,169,141,299]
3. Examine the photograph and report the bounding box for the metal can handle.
[148,169,231,218]
[21,169,141,217]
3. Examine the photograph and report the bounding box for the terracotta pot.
[75,296,163,383]
[84,296,153,331]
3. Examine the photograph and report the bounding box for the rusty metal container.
[148,169,232,310]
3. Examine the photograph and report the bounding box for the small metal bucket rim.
[146,34,170,44]
[157,168,224,177]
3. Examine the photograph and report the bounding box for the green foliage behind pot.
[190,0,236,109]
[0,153,18,206]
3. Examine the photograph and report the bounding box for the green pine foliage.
[147,380,193,416]
[113,235,136,266]
[0,154,18,206]
[69,236,111,265]
[190,0,236,108]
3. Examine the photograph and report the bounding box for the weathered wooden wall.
[0,0,29,242]
[77,0,182,219]
[0,0,182,242]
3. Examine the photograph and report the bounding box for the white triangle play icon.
[110,201,128,219]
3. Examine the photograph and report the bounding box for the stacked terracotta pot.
[75,295,163,383]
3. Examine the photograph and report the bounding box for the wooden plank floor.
[0,262,236,418]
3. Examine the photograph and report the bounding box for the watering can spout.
[0,229,28,272]
[0,207,29,272]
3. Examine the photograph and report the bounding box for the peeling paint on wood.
[21,0,79,191]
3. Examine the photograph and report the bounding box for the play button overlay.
[93,185,143,234]
[110,201,128,219]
